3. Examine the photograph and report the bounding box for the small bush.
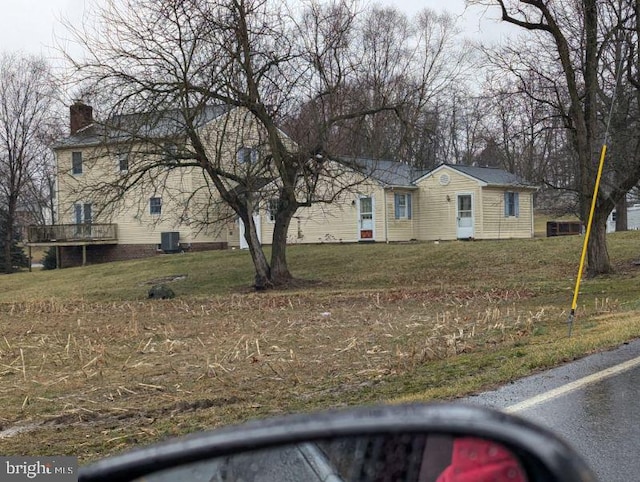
[42,246,57,269]
[42,247,57,270]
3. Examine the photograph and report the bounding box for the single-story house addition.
[253,162,538,247]
[415,164,537,241]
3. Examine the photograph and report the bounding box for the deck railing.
[27,224,117,243]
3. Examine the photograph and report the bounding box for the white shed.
[607,204,640,232]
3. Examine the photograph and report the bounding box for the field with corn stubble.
[2,232,640,461]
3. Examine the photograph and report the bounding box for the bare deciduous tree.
[0,53,59,273]
[286,6,471,168]
[475,0,640,276]
[64,0,433,288]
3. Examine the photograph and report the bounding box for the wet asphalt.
[463,338,640,481]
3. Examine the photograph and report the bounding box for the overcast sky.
[1,0,83,56]
[0,0,511,60]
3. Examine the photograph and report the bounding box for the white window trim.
[394,192,412,220]
[504,191,520,218]
[237,146,259,164]
[150,197,162,216]
[118,152,129,173]
[72,151,83,175]
[266,199,278,223]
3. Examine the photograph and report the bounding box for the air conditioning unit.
[160,231,180,253]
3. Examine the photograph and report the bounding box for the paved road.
[123,340,640,482]
[464,339,640,481]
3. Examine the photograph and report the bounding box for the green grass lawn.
[1,233,639,460]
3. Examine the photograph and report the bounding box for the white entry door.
[456,194,474,239]
[357,196,375,241]
[239,214,261,249]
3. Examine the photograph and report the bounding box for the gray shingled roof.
[53,104,232,149]
[444,164,536,188]
[341,159,535,190]
[340,158,425,188]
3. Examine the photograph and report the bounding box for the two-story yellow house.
[31,102,244,267]
[29,102,537,268]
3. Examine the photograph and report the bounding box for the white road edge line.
[505,355,640,413]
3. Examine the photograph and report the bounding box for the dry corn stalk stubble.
[0,289,537,440]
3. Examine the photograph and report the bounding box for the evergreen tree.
[0,209,28,272]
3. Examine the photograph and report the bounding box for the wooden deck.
[27,224,118,245]
[26,224,118,268]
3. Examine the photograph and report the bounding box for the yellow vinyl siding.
[198,108,269,179]
[415,168,482,241]
[481,188,534,239]
[260,180,386,244]
[414,166,535,240]
[384,189,417,241]
[55,107,275,248]
[186,166,238,246]
[57,146,228,246]
[259,186,419,245]
[290,201,361,244]
[56,108,537,250]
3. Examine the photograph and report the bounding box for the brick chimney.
[69,100,93,135]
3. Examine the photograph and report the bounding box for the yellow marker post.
[568,144,608,336]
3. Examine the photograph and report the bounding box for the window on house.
[267,199,279,222]
[504,192,520,217]
[74,203,93,237]
[237,146,259,164]
[118,152,129,172]
[163,142,178,167]
[72,152,83,175]
[150,197,162,215]
[394,193,412,220]
[74,203,92,224]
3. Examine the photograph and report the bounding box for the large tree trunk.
[580,0,609,277]
[240,212,272,290]
[615,196,628,231]
[270,209,295,285]
[586,213,612,277]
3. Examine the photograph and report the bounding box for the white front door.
[357,196,375,241]
[456,194,474,239]
[239,214,261,249]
